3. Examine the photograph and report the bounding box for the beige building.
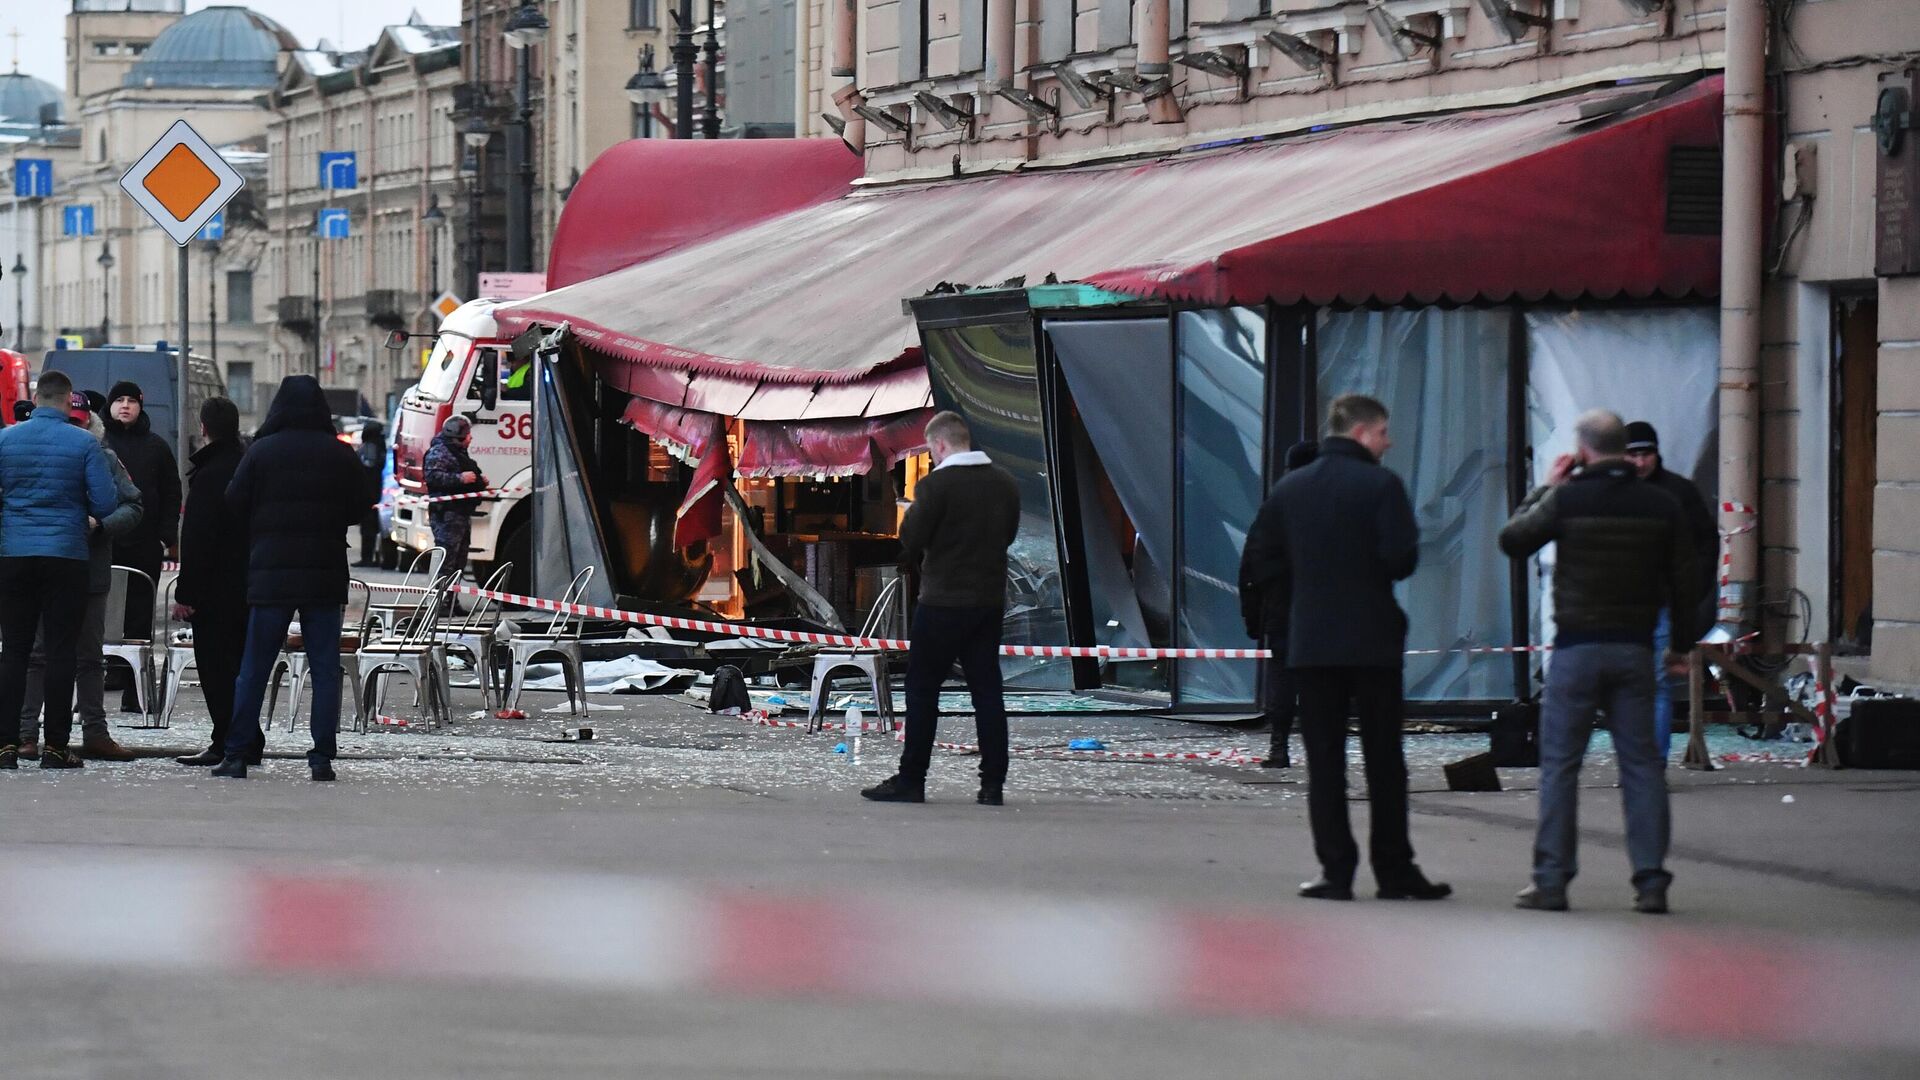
[262,20,465,416]
[769,0,1920,693]
[33,2,285,423]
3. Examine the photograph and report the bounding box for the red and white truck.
[389,298,533,590]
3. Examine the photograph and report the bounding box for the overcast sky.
[8,1,463,94]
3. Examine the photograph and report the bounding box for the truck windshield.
[417,337,472,402]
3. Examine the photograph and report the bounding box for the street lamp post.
[701,0,721,139]
[9,254,24,351]
[97,242,114,345]
[205,239,220,366]
[503,0,549,274]
[462,118,491,299]
[422,196,446,299]
[626,44,669,139]
[673,0,697,139]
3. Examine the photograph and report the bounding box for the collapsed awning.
[499,76,1722,388]
[545,139,862,291]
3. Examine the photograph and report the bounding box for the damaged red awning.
[501,76,1721,387]
[545,139,862,291]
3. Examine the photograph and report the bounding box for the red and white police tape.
[389,485,527,508]
[0,849,1914,1050]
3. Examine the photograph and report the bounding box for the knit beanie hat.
[107,380,144,404]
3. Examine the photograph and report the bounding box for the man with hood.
[355,418,388,568]
[214,376,377,781]
[101,381,181,712]
[173,397,259,767]
[423,415,488,583]
[18,396,144,761]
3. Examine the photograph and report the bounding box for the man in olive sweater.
[862,411,1020,806]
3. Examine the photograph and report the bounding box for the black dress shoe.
[860,775,925,803]
[211,755,248,779]
[1298,877,1355,901]
[40,745,85,770]
[1515,884,1569,911]
[176,748,224,766]
[1633,885,1669,915]
[0,745,16,770]
[311,762,336,782]
[1377,867,1453,901]
[977,785,1003,806]
[1260,754,1291,769]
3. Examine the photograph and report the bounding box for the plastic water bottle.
[846,706,864,763]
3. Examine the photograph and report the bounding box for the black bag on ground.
[1836,697,1920,769]
[1490,700,1540,768]
[708,664,752,714]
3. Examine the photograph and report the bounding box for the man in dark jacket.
[213,377,377,781]
[173,397,259,767]
[1500,410,1705,915]
[423,415,487,582]
[1623,420,1718,757]
[19,399,143,762]
[355,419,388,567]
[1243,394,1449,902]
[1239,439,1318,769]
[0,371,122,769]
[101,380,182,711]
[861,411,1021,806]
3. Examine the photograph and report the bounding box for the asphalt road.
[1,684,1915,1079]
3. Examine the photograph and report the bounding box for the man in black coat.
[173,398,259,767]
[101,380,181,711]
[213,377,377,781]
[1623,420,1718,756]
[1241,395,1449,902]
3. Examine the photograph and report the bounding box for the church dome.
[124,6,298,90]
[0,71,62,126]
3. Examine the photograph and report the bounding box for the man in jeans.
[1500,409,1705,914]
[1622,421,1718,759]
[861,411,1020,806]
[214,377,377,782]
[0,371,122,769]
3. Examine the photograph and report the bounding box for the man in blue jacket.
[0,371,122,769]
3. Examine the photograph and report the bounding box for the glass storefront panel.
[1175,308,1267,704]
[922,319,1071,687]
[1317,309,1515,701]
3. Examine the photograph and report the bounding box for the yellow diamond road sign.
[120,119,245,247]
[430,292,464,322]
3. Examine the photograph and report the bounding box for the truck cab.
[390,299,533,589]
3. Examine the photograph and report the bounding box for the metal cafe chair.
[356,571,456,730]
[501,567,595,716]
[103,564,160,727]
[431,562,513,711]
[806,574,903,734]
[265,579,372,734]
[156,576,195,729]
[365,546,446,636]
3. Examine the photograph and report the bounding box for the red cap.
[68,392,91,423]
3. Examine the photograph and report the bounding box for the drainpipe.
[1719,0,1766,631]
[1135,0,1183,124]
[831,0,866,152]
[986,0,1015,89]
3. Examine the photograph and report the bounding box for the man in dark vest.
[1243,394,1450,902]
[861,411,1021,806]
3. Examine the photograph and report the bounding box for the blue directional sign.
[319,151,357,190]
[13,158,52,198]
[196,211,225,241]
[62,204,96,237]
[315,207,351,238]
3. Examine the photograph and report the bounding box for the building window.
[226,270,254,325]
[227,361,255,414]
[93,41,119,57]
[630,0,657,29]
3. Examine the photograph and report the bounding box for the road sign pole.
[177,241,189,465]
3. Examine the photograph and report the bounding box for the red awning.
[545,139,862,291]
[502,77,1721,386]
[736,411,932,477]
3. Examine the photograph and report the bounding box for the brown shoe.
[19,740,40,761]
[82,734,137,762]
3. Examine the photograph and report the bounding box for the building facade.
[1,69,83,354]
[262,20,465,418]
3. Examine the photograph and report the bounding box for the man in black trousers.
[1240,439,1318,769]
[173,397,259,767]
[1242,394,1449,901]
[861,411,1021,806]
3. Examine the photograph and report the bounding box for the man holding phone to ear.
[1499,410,1706,915]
